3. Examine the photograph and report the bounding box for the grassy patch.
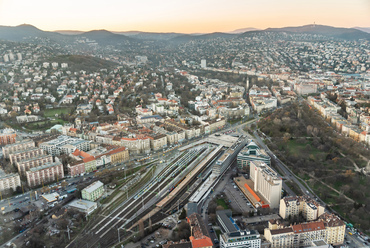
[26,119,65,130]
[44,107,72,117]
[216,198,229,209]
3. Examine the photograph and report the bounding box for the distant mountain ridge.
[0,24,369,44]
[353,27,370,34]
[264,24,370,40]
[228,27,260,33]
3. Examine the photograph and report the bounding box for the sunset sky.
[0,0,369,33]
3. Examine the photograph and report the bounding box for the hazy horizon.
[0,0,369,33]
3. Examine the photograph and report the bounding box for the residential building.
[39,135,90,156]
[81,180,104,202]
[264,215,345,247]
[279,196,325,221]
[120,137,151,154]
[318,213,345,246]
[26,160,64,187]
[187,213,213,248]
[0,169,21,192]
[71,149,96,173]
[16,154,53,176]
[67,160,85,177]
[2,139,35,158]
[9,147,45,164]
[149,133,168,151]
[0,128,16,146]
[107,146,129,164]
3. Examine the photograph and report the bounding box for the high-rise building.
[249,161,282,208]
[3,54,9,63]
[16,53,22,61]
[0,169,21,192]
[2,139,35,158]
[201,59,206,68]
[26,160,64,187]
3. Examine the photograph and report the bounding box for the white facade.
[250,161,282,208]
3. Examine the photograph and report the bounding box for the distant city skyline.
[0,0,369,33]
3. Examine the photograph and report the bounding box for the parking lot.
[225,179,255,214]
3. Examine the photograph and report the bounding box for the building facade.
[0,128,16,146]
[250,161,282,209]
[237,140,270,169]
[26,161,64,187]
[16,154,53,176]
[81,180,104,201]
[0,169,21,192]
[39,135,90,156]
[280,196,325,221]
[2,139,35,158]
[220,230,261,248]
[9,147,45,164]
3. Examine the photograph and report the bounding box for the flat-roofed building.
[26,160,64,187]
[16,154,53,176]
[216,209,240,233]
[250,161,282,208]
[9,147,45,164]
[67,199,98,215]
[39,135,90,156]
[81,180,104,202]
[220,230,261,248]
[0,169,21,192]
[2,139,35,158]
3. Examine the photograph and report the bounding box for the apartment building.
[264,215,345,247]
[0,128,16,146]
[279,196,325,221]
[187,213,213,248]
[0,169,21,192]
[249,161,282,208]
[149,133,168,151]
[39,135,90,156]
[68,160,85,177]
[9,147,45,164]
[2,139,35,158]
[120,137,151,154]
[16,154,53,176]
[71,149,96,173]
[81,180,104,201]
[318,213,345,246]
[107,146,129,164]
[26,160,64,187]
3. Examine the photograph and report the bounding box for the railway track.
[68,145,214,248]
